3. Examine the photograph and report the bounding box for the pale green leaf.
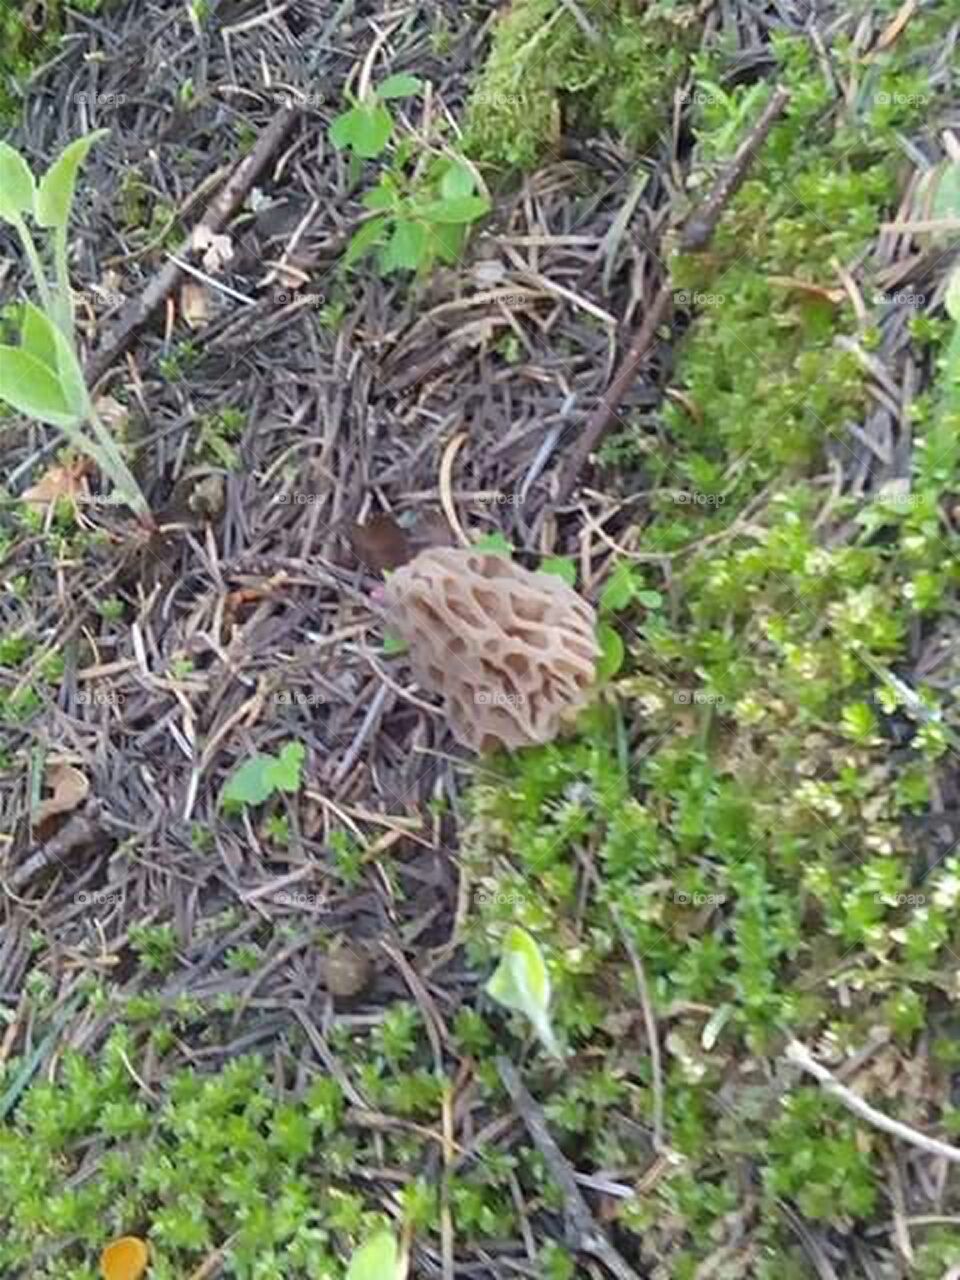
[344,215,391,267]
[382,630,409,656]
[430,221,467,265]
[440,161,476,201]
[600,562,638,612]
[346,1231,400,1280]
[18,302,87,417]
[419,195,490,224]
[596,623,624,680]
[221,756,277,809]
[0,345,80,428]
[540,556,577,587]
[362,180,399,212]
[472,531,513,556]
[375,74,423,100]
[380,218,428,272]
[19,302,59,371]
[330,105,392,158]
[34,131,108,228]
[486,926,561,1058]
[221,741,304,810]
[270,741,305,793]
[0,142,36,222]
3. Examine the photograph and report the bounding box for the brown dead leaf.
[348,511,456,574]
[95,394,129,434]
[348,514,413,573]
[35,763,89,826]
[192,225,234,273]
[21,459,90,510]
[180,281,210,329]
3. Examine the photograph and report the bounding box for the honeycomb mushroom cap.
[382,547,600,752]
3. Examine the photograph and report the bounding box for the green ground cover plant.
[0,134,148,515]
[2,0,959,1276]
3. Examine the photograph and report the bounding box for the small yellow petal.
[100,1236,149,1280]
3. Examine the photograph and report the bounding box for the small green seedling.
[346,155,490,277]
[221,741,304,812]
[594,562,662,678]
[0,135,149,516]
[330,74,423,159]
[382,630,409,656]
[486,926,562,1059]
[346,1230,401,1280]
[540,555,577,586]
[471,530,513,557]
[595,623,625,680]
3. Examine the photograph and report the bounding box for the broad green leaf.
[270,741,305,793]
[382,630,408,656]
[34,130,108,228]
[221,756,277,809]
[419,195,490,224]
[363,179,400,211]
[19,302,59,371]
[0,142,36,222]
[376,74,423,100]
[637,589,663,609]
[0,345,79,428]
[221,741,304,810]
[600,561,638,612]
[440,161,476,201]
[540,556,577,586]
[486,927,561,1058]
[596,623,624,680]
[430,221,467,265]
[344,215,391,267]
[380,218,428,272]
[18,302,87,417]
[472,531,513,556]
[330,104,392,158]
[346,1231,400,1280]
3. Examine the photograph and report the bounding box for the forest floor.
[1,0,959,1277]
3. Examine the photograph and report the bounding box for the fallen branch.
[496,1056,644,1280]
[785,1039,960,1165]
[85,103,300,388]
[555,85,791,503]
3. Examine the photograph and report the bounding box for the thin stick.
[555,86,791,503]
[677,86,792,253]
[85,104,299,387]
[496,1057,643,1280]
[785,1040,960,1165]
[613,907,665,1152]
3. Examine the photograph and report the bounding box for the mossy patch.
[463,0,699,174]
[0,1,112,128]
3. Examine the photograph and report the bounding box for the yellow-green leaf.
[486,926,561,1058]
[346,1231,400,1280]
[18,302,87,417]
[0,142,36,222]
[0,345,80,428]
[35,130,108,229]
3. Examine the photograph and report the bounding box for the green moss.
[0,1,113,127]
[459,10,960,1264]
[463,0,697,173]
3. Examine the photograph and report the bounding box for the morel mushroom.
[382,547,599,752]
